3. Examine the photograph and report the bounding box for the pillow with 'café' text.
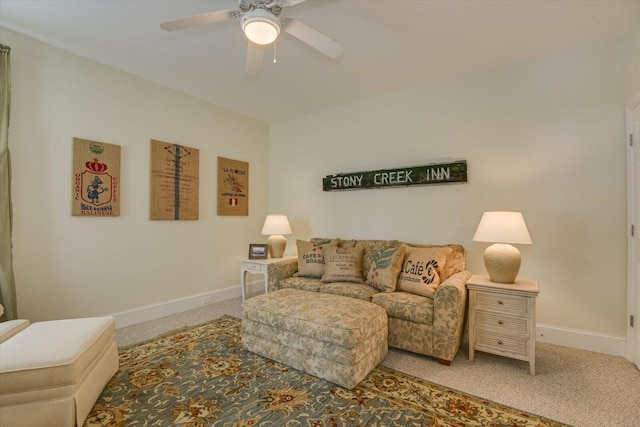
[396,245,452,298]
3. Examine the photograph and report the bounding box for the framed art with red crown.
[72,138,120,216]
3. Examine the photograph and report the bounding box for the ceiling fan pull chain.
[273,42,277,63]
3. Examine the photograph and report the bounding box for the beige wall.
[269,38,629,337]
[628,18,640,101]
[2,23,635,338]
[2,29,269,322]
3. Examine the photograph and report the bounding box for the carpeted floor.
[116,294,640,427]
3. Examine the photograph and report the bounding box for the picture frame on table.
[249,244,268,259]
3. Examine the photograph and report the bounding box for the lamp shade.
[473,211,532,284]
[261,214,291,259]
[472,212,532,245]
[241,9,281,45]
[261,214,292,236]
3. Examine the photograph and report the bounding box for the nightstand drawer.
[475,292,528,316]
[475,311,528,336]
[475,331,528,358]
[243,262,263,273]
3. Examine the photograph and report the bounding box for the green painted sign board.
[323,160,467,191]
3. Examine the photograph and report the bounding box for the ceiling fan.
[160,0,343,74]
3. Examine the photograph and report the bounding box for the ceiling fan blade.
[160,10,237,32]
[277,0,308,6]
[282,19,343,59]
[246,42,265,74]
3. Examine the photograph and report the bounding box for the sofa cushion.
[319,282,380,301]
[371,291,434,325]
[0,320,30,344]
[296,238,339,278]
[396,245,452,298]
[242,289,388,389]
[243,289,387,349]
[321,246,365,283]
[280,276,322,292]
[366,245,406,292]
[0,318,119,427]
[0,317,116,395]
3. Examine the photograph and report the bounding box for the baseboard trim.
[111,291,627,357]
[109,280,264,328]
[536,323,627,357]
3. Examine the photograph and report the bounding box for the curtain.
[0,43,16,320]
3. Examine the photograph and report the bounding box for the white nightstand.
[240,257,296,302]
[466,275,540,375]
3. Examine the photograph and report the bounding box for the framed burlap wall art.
[149,139,199,220]
[217,157,248,216]
[72,138,120,216]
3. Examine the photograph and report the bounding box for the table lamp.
[261,214,292,258]
[473,211,532,284]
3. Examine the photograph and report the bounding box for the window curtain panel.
[0,43,17,320]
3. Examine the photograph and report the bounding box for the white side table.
[466,275,540,375]
[240,257,296,302]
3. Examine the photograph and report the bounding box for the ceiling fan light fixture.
[241,9,281,45]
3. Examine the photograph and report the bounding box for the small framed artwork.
[249,244,268,259]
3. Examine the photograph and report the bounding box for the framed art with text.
[322,160,467,191]
[72,138,120,216]
[217,157,249,216]
[149,139,199,220]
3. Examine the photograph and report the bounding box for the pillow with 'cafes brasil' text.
[296,239,339,278]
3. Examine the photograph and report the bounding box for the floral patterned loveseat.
[266,238,472,365]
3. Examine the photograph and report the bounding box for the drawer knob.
[498,340,503,345]
[498,320,504,325]
[498,300,504,305]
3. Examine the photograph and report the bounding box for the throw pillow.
[321,246,365,283]
[296,239,339,278]
[396,245,452,298]
[366,245,406,292]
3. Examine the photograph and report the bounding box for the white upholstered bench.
[0,316,118,427]
[242,288,388,389]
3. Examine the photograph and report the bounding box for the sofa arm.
[432,270,472,362]
[267,258,299,292]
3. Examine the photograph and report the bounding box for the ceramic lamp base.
[267,235,287,258]
[484,243,521,284]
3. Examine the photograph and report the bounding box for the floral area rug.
[85,315,569,427]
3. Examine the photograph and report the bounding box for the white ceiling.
[1,0,639,123]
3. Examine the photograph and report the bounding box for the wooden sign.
[217,157,249,216]
[323,160,467,191]
[72,138,120,216]
[150,139,199,220]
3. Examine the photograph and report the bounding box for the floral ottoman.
[242,288,388,389]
